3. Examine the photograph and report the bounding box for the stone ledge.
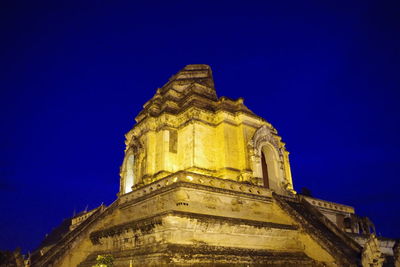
[301,195,355,214]
[120,171,275,207]
[79,243,318,267]
[90,210,297,244]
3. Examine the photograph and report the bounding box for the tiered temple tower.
[120,64,294,195]
[31,65,398,267]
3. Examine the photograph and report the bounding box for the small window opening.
[344,217,352,230]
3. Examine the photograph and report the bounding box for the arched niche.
[119,136,144,195]
[260,143,281,191]
[120,150,135,194]
[249,125,289,194]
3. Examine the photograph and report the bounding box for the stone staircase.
[274,194,362,266]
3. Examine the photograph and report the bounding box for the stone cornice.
[127,105,266,143]
[89,210,298,244]
[119,171,274,206]
[301,195,355,214]
[79,244,317,267]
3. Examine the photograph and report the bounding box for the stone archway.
[120,150,135,194]
[259,143,281,190]
[125,153,135,193]
[120,136,144,195]
[249,125,290,194]
[259,142,281,191]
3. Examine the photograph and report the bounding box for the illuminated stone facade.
[120,64,293,196]
[31,65,398,267]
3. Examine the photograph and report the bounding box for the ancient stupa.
[31,65,398,267]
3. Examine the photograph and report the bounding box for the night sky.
[1,0,399,253]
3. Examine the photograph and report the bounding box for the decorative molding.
[362,234,385,267]
[119,171,273,208]
[251,125,281,156]
[89,210,298,244]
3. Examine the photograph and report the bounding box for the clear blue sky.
[1,0,399,253]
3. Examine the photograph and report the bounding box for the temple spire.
[135,64,253,123]
[160,64,217,100]
[168,64,215,90]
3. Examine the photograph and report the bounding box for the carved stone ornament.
[248,125,285,171]
[250,125,282,157]
[128,135,144,154]
[203,195,220,209]
[361,234,385,267]
[231,198,244,212]
[237,171,252,183]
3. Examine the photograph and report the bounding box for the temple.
[30,65,398,266]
